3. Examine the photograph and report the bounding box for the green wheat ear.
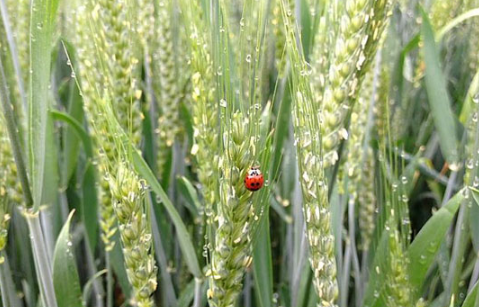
[207,112,256,307]
[386,228,413,306]
[272,0,294,77]
[110,162,158,307]
[73,1,158,303]
[6,0,29,84]
[0,114,21,252]
[154,0,183,179]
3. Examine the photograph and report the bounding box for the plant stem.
[83,227,104,307]
[149,197,177,306]
[105,251,113,307]
[340,242,351,307]
[26,211,58,307]
[193,278,202,307]
[348,196,362,306]
[0,253,11,307]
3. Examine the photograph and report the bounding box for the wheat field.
[0,0,478,306]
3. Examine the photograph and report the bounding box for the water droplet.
[449,161,461,172]
[245,54,251,63]
[466,159,474,169]
[474,176,479,188]
[473,93,479,104]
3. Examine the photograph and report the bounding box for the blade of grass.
[362,223,391,307]
[59,41,84,189]
[52,210,84,307]
[436,8,479,42]
[421,9,460,169]
[253,214,273,307]
[82,269,107,306]
[406,189,464,300]
[176,176,201,218]
[109,231,131,298]
[148,196,178,306]
[28,0,60,210]
[178,279,195,307]
[464,282,479,307]
[50,110,98,249]
[459,69,479,125]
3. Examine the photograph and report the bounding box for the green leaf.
[463,282,479,307]
[421,10,460,168]
[52,210,84,307]
[177,279,195,307]
[50,110,98,250]
[60,41,85,189]
[436,8,479,42]
[176,176,201,218]
[406,190,464,299]
[460,69,479,125]
[109,232,131,297]
[29,0,61,210]
[253,214,273,307]
[131,147,203,278]
[81,270,107,306]
[470,188,479,252]
[270,82,292,179]
[362,224,392,307]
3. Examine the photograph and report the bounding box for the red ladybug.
[244,167,264,191]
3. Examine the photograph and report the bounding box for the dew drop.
[473,93,479,104]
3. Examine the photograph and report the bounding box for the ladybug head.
[248,167,261,176]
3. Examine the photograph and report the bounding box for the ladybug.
[244,167,264,192]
